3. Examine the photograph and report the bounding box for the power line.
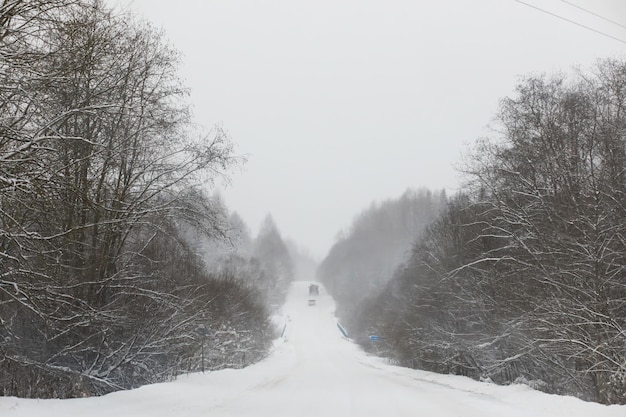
[559,0,626,31]
[513,0,626,45]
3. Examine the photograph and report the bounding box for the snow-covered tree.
[252,214,294,307]
[317,188,446,322]
[354,60,626,405]
[0,0,272,398]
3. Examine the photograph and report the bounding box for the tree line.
[321,60,626,405]
[317,188,446,324]
[0,0,293,398]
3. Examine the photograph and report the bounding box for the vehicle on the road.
[308,284,319,296]
[308,299,316,306]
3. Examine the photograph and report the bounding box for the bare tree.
[352,60,626,404]
[0,0,272,398]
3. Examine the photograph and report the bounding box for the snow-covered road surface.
[1,281,624,416]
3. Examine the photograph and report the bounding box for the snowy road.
[1,281,624,417]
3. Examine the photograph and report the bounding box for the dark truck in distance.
[308,284,319,296]
[308,284,319,306]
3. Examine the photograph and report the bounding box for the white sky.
[110,0,625,258]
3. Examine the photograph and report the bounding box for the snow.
[1,281,624,416]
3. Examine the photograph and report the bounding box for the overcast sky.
[110,0,625,258]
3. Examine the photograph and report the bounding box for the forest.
[0,0,296,398]
[318,188,446,320]
[2,0,625,407]
[320,60,626,405]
